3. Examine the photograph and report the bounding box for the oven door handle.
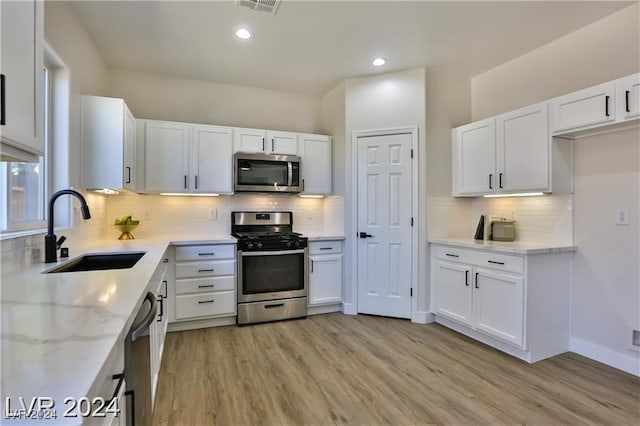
[240,249,306,257]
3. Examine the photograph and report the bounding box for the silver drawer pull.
[488,260,505,265]
[198,269,215,272]
[198,300,215,304]
[445,253,459,258]
[319,247,333,251]
[198,284,215,288]
[198,252,215,256]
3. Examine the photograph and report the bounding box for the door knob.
[359,232,373,239]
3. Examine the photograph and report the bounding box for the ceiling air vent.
[236,0,281,15]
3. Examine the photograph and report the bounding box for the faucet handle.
[56,235,67,249]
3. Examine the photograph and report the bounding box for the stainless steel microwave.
[234,152,301,193]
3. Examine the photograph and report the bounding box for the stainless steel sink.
[45,252,146,273]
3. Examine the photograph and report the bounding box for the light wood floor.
[152,313,639,425]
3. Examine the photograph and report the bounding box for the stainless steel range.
[232,211,308,325]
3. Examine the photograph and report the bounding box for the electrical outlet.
[209,208,217,220]
[143,209,152,221]
[633,330,640,347]
[616,208,629,225]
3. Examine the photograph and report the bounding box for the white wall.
[341,68,428,316]
[471,3,640,121]
[109,69,323,134]
[468,3,640,374]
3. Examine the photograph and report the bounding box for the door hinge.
[410,149,414,159]
[410,288,413,297]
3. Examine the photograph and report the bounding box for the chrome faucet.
[45,189,91,263]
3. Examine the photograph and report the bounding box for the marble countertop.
[306,234,346,241]
[429,237,577,255]
[0,235,235,424]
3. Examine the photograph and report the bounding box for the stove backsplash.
[105,193,344,239]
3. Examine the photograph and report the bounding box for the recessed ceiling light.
[372,57,386,67]
[235,28,253,40]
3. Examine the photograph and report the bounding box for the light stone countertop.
[0,235,235,424]
[429,237,577,255]
[306,235,346,241]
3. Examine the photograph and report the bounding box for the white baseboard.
[570,337,640,376]
[341,303,357,315]
[308,304,341,315]
[411,311,435,324]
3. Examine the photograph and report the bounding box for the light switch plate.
[209,208,217,220]
[616,208,629,225]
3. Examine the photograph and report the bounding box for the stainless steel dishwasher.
[125,291,158,426]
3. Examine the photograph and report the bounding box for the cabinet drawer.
[309,241,343,255]
[175,259,235,279]
[175,244,235,261]
[436,246,475,263]
[175,276,235,295]
[476,252,524,274]
[175,291,235,320]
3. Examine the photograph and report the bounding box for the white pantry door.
[357,132,413,319]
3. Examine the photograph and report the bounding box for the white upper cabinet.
[192,125,233,194]
[0,0,44,159]
[233,128,298,155]
[616,73,640,121]
[145,121,190,193]
[145,121,233,194]
[453,103,572,197]
[233,128,266,153]
[550,81,615,134]
[81,96,137,191]
[452,118,495,196]
[266,131,298,155]
[496,103,549,193]
[299,133,332,195]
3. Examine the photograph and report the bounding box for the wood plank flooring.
[152,313,639,425]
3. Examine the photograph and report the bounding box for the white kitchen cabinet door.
[309,254,342,306]
[616,73,640,121]
[434,261,473,326]
[81,96,137,191]
[192,125,233,194]
[0,0,44,157]
[473,269,524,347]
[123,106,136,191]
[453,118,496,196]
[496,103,549,193]
[233,128,266,153]
[265,131,298,155]
[299,133,332,195]
[551,81,615,134]
[145,121,190,193]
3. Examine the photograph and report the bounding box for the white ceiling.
[71,1,634,96]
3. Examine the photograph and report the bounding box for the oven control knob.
[257,242,263,249]
[286,241,293,248]
[247,242,254,249]
[295,240,301,248]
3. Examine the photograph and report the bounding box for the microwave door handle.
[287,162,293,187]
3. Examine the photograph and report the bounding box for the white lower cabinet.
[308,241,343,309]
[169,244,237,325]
[149,255,168,407]
[84,339,126,426]
[431,243,572,363]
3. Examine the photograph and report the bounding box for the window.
[0,67,49,233]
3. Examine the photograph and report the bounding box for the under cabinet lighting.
[94,189,119,195]
[160,193,220,197]
[299,195,324,199]
[483,192,546,198]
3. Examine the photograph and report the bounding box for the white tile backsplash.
[471,194,573,244]
[428,194,573,244]
[104,192,339,239]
